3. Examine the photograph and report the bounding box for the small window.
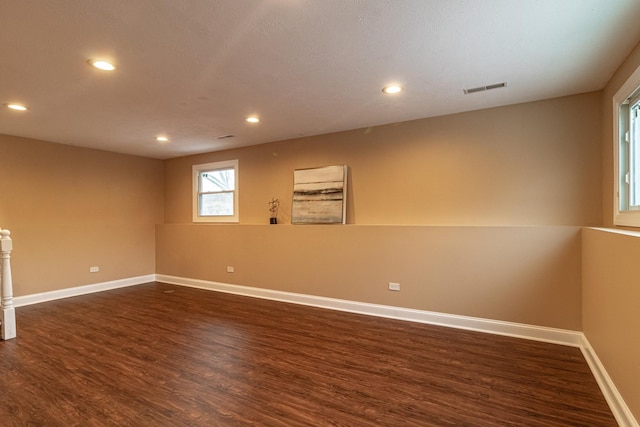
[193,160,238,222]
[614,64,640,227]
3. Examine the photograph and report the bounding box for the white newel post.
[1,229,16,340]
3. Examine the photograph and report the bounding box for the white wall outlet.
[89,266,99,273]
[226,266,235,273]
[388,282,400,291]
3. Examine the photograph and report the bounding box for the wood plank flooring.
[0,282,616,426]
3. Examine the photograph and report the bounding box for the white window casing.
[613,64,640,227]
[192,159,239,223]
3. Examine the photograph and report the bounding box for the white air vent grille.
[463,82,507,95]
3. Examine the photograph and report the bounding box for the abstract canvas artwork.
[292,165,347,224]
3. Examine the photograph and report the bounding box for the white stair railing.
[1,229,15,340]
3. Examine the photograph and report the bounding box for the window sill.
[587,227,640,238]
[613,212,640,228]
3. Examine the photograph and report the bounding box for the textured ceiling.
[1,0,640,159]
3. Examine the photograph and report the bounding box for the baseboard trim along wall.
[155,274,582,346]
[12,274,637,427]
[13,275,156,307]
[580,336,639,427]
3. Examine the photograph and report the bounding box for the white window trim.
[613,64,640,227]
[192,159,239,223]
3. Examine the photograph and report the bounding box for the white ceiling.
[2,0,640,159]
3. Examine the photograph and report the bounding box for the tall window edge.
[613,64,640,228]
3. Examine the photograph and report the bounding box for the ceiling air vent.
[215,134,235,140]
[463,82,507,95]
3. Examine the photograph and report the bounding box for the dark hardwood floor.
[0,282,616,426]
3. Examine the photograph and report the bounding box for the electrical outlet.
[226,266,235,273]
[90,266,99,273]
[388,282,400,291]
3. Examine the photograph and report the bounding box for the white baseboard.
[580,336,639,427]
[155,274,583,347]
[13,275,155,307]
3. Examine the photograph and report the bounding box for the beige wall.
[584,39,640,421]
[0,92,601,329]
[0,134,164,296]
[159,92,603,330]
[582,228,640,420]
[166,92,602,226]
[157,224,582,329]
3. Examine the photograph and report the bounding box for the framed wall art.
[292,165,347,224]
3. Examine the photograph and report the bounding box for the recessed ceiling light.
[88,59,117,71]
[382,85,403,94]
[5,103,28,111]
[156,136,169,142]
[245,116,260,123]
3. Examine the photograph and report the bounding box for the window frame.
[192,159,239,223]
[613,64,640,227]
